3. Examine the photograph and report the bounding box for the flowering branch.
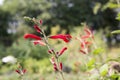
[15,63,26,80]
[23,18,72,80]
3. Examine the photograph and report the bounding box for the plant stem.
[60,71,65,80]
[41,29,65,80]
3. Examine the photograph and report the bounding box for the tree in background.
[0,0,119,46]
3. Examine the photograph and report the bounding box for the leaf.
[24,16,32,21]
[87,58,95,69]
[93,48,104,55]
[110,74,119,79]
[99,64,108,76]
[107,57,120,62]
[111,30,120,34]
[93,3,101,15]
[116,13,120,21]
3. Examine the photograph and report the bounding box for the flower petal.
[80,49,86,54]
[32,40,46,46]
[22,69,27,74]
[40,19,43,25]
[59,62,63,70]
[34,24,41,33]
[24,34,42,40]
[58,47,67,56]
[15,70,20,74]
[49,34,72,43]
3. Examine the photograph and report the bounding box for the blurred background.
[0,0,120,80]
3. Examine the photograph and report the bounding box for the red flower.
[34,24,41,33]
[15,70,20,74]
[81,35,90,39]
[80,49,86,54]
[48,49,55,54]
[50,57,58,71]
[40,19,43,25]
[82,27,94,39]
[15,69,27,75]
[15,67,27,75]
[49,34,72,43]
[22,69,27,74]
[80,40,92,48]
[50,57,55,64]
[32,40,46,46]
[48,50,52,54]
[24,34,42,40]
[58,47,67,56]
[59,62,63,70]
[53,64,58,71]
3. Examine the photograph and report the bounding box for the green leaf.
[111,30,120,34]
[110,74,119,79]
[93,48,104,55]
[87,58,95,69]
[107,57,120,62]
[116,13,120,21]
[93,2,101,15]
[99,64,108,76]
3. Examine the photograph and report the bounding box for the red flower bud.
[34,24,41,33]
[50,57,55,64]
[32,40,46,46]
[84,27,94,39]
[24,34,42,40]
[22,69,27,74]
[58,47,67,56]
[49,34,72,43]
[54,66,58,71]
[59,62,63,70]
[80,49,86,54]
[48,50,52,54]
[40,20,43,25]
[15,70,20,74]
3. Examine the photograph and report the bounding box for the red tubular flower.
[15,69,27,75]
[32,40,46,46]
[80,40,92,48]
[40,19,43,25]
[48,50,52,54]
[22,69,27,74]
[59,62,63,70]
[49,34,72,43]
[34,24,41,33]
[24,34,42,40]
[15,70,20,74]
[85,41,92,46]
[50,57,58,71]
[58,47,67,56]
[50,57,55,64]
[80,49,86,54]
[48,49,55,54]
[54,64,58,71]
[84,27,94,39]
[80,41,85,49]
[84,27,91,36]
[81,35,90,39]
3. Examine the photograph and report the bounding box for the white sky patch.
[0,0,4,5]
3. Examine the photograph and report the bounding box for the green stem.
[41,29,65,80]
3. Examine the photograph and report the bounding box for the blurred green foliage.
[6,38,49,60]
[0,0,119,39]
[0,0,120,80]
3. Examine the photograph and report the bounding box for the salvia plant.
[15,17,120,80]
